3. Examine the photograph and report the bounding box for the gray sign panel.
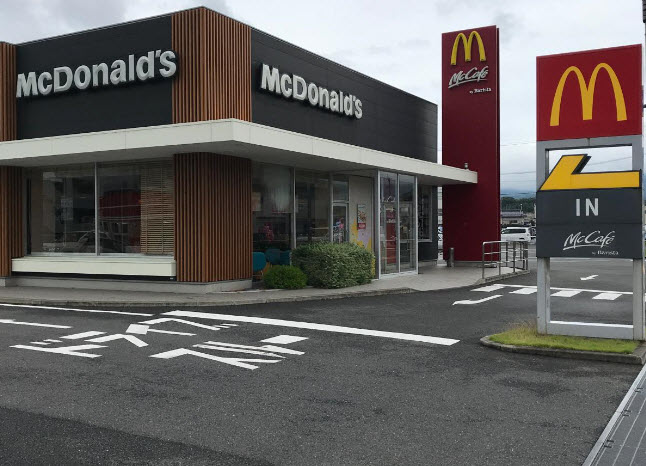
[536,188,643,259]
[537,224,642,258]
[537,189,642,225]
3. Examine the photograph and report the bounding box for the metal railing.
[481,240,529,279]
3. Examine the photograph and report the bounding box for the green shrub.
[292,243,375,288]
[263,265,307,289]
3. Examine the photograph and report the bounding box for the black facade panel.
[16,16,172,139]
[251,30,437,162]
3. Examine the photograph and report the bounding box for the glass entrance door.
[399,175,416,271]
[332,203,348,243]
[379,172,417,275]
[380,202,398,273]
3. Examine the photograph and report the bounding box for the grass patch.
[489,321,640,354]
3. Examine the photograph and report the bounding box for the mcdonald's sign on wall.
[537,45,643,141]
[442,25,500,262]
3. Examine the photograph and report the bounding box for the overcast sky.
[1,0,644,196]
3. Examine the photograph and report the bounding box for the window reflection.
[98,161,174,255]
[28,164,96,253]
[296,171,330,245]
[252,164,292,252]
[27,160,174,256]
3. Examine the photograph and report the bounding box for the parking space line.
[0,303,153,317]
[0,319,71,329]
[164,311,460,346]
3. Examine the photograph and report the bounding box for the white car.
[501,227,532,243]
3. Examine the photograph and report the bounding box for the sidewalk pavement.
[585,364,646,465]
[0,263,526,308]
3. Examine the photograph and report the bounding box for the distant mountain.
[499,188,536,199]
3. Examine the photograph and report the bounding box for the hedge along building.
[0,7,476,291]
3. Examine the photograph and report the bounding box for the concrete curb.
[0,287,415,308]
[480,335,646,365]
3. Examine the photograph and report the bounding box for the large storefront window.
[379,172,417,275]
[28,164,96,253]
[296,171,329,245]
[252,164,292,252]
[27,160,174,256]
[98,161,174,255]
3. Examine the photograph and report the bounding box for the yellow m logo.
[550,63,627,126]
[450,31,486,66]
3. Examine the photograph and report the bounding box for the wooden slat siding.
[174,153,252,282]
[0,167,23,276]
[0,42,17,142]
[171,7,251,124]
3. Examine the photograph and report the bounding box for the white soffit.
[0,119,476,185]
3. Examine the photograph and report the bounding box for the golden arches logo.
[450,31,486,66]
[550,63,627,127]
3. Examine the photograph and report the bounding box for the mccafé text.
[448,65,489,89]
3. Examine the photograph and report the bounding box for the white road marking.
[581,275,599,281]
[472,284,507,293]
[139,318,235,331]
[126,324,195,336]
[453,295,503,305]
[552,290,582,298]
[472,284,632,295]
[510,288,537,295]
[10,344,107,358]
[150,348,282,370]
[0,319,71,329]
[30,342,49,345]
[592,293,622,301]
[201,341,304,356]
[194,344,288,358]
[163,311,459,346]
[44,339,62,343]
[61,331,106,340]
[261,335,308,345]
[0,303,153,316]
[86,334,148,347]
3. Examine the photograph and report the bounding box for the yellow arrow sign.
[539,155,641,191]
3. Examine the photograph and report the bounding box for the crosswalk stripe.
[472,284,507,293]
[510,288,537,295]
[592,293,622,301]
[552,290,582,298]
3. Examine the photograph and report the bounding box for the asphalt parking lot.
[0,256,641,465]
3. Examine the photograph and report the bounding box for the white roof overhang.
[0,119,476,185]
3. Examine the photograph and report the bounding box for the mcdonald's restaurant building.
[0,7,475,291]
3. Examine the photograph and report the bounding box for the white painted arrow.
[581,275,598,281]
[0,319,71,329]
[452,295,503,305]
